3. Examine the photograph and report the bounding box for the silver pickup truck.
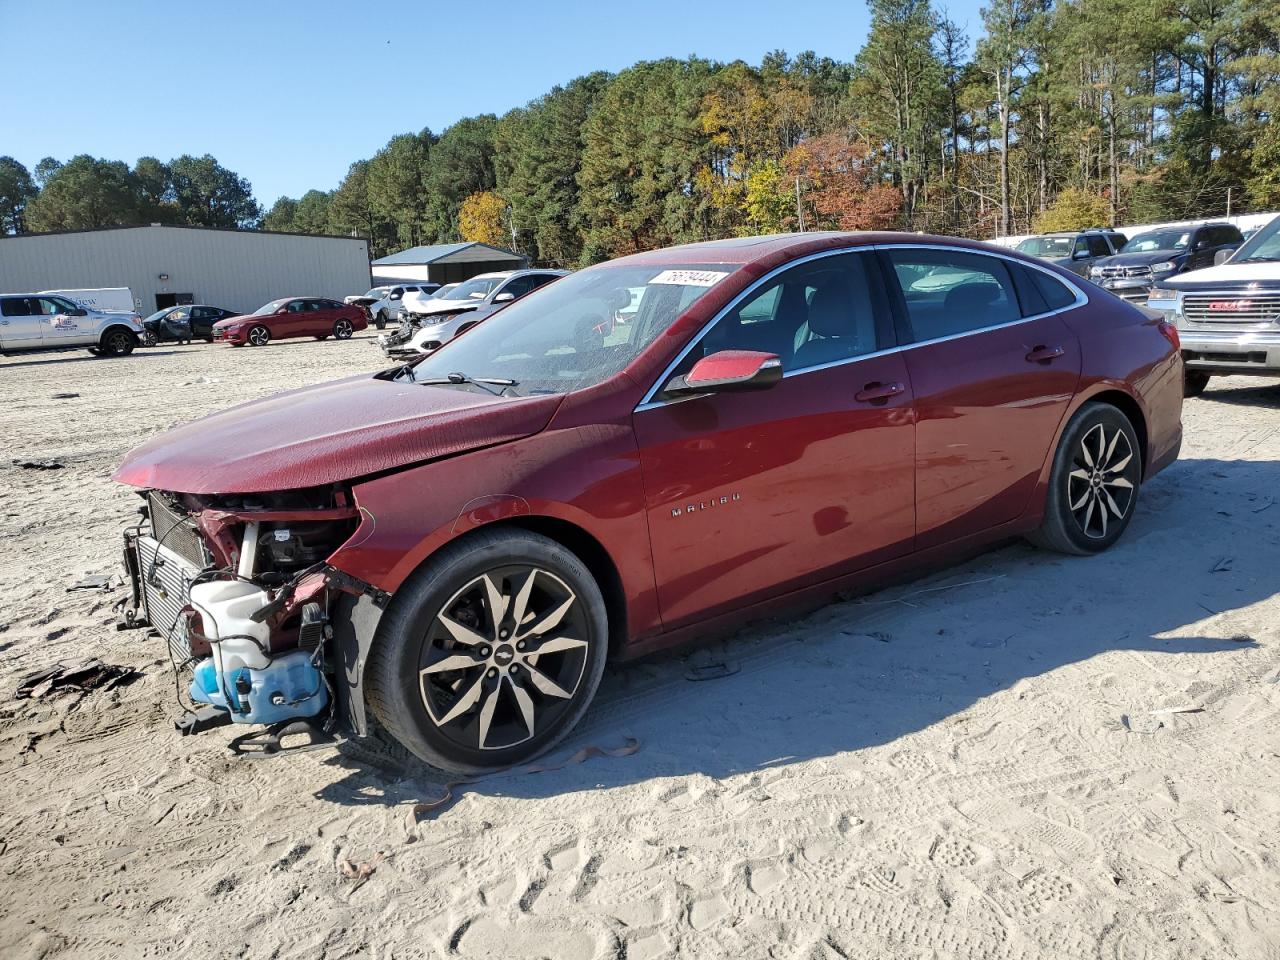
[0,292,146,356]
[1148,215,1280,397]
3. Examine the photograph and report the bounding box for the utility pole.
[795,177,805,232]
[1226,186,1233,218]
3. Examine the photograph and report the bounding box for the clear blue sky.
[4,0,986,206]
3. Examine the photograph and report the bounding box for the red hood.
[114,375,562,493]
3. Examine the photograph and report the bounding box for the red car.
[211,297,368,346]
[115,233,1182,772]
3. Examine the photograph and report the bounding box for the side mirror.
[390,292,402,300]
[494,292,516,303]
[1072,249,1090,260]
[1214,249,1233,266]
[662,350,782,398]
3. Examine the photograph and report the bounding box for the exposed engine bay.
[118,486,382,739]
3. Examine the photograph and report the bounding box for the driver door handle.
[855,381,905,404]
[1025,344,1065,364]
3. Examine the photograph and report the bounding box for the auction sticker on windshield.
[649,269,731,287]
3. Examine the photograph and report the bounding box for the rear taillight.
[1157,319,1180,351]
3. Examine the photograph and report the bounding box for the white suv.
[0,293,145,357]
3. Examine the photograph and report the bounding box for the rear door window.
[1,297,36,317]
[884,249,1022,342]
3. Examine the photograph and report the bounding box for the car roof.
[609,231,1025,270]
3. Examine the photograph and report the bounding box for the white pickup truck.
[0,292,146,357]
[1149,214,1280,396]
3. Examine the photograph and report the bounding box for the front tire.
[99,328,137,357]
[376,310,388,330]
[365,529,608,774]
[333,318,354,340]
[247,325,271,346]
[1184,370,1210,398]
[1029,403,1141,555]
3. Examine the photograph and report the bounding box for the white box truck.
[40,287,138,314]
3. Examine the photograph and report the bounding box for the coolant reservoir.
[190,580,272,680]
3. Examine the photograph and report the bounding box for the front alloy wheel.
[334,318,354,340]
[365,529,608,773]
[247,325,270,346]
[101,329,136,356]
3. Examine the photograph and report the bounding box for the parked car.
[211,297,368,346]
[142,305,239,343]
[382,269,567,358]
[346,284,440,329]
[114,232,1182,773]
[1088,223,1244,303]
[0,292,145,356]
[1147,214,1280,396]
[1015,230,1127,276]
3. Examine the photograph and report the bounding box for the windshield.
[406,263,738,395]
[430,285,458,299]
[1121,230,1190,253]
[253,298,289,315]
[1230,216,1280,262]
[364,287,390,298]
[442,277,502,301]
[1016,236,1073,257]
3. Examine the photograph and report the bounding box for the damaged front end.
[118,486,386,740]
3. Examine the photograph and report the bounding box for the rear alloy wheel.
[1184,370,1210,398]
[365,529,608,774]
[100,328,137,357]
[247,325,271,346]
[333,318,354,340]
[1029,403,1141,555]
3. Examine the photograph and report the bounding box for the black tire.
[376,310,388,330]
[204,336,214,344]
[1184,370,1210,398]
[333,318,355,340]
[1029,402,1142,555]
[314,335,329,341]
[247,325,271,347]
[99,327,137,357]
[365,528,609,774]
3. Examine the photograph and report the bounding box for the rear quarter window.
[1028,269,1078,311]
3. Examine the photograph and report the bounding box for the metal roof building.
[0,224,371,315]
[371,242,527,285]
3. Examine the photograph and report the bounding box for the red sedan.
[211,296,367,346]
[115,233,1183,772]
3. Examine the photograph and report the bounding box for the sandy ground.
[1,333,1279,960]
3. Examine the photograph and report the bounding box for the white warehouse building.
[0,224,371,315]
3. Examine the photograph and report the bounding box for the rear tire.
[365,529,608,774]
[247,325,271,347]
[1029,403,1141,555]
[314,335,329,341]
[1184,370,1210,398]
[99,328,137,357]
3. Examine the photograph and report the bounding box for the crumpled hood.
[114,375,562,494]
[1094,251,1181,268]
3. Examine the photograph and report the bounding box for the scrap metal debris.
[338,852,385,892]
[12,458,64,471]
[15,658,140,700]
[67,574,114,592]
[51,392,80,399]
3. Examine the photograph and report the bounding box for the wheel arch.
[440,515,629,659]
[1078,387,1149,476]
[98,323,138,345]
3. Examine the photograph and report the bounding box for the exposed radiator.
[147,492,208,569]
[137,535,200,665]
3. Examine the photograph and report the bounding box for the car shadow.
[1194,379,1280,409]
[0,350,181,370]
[315,453,1279,810]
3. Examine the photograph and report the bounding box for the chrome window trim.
[634,242,1090,413]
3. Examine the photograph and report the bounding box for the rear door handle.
[855,381,905,404]
[1026,345,1065,364]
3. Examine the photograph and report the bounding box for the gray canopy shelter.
[370,242,527,286]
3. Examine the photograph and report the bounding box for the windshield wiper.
[417,372,518,396]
